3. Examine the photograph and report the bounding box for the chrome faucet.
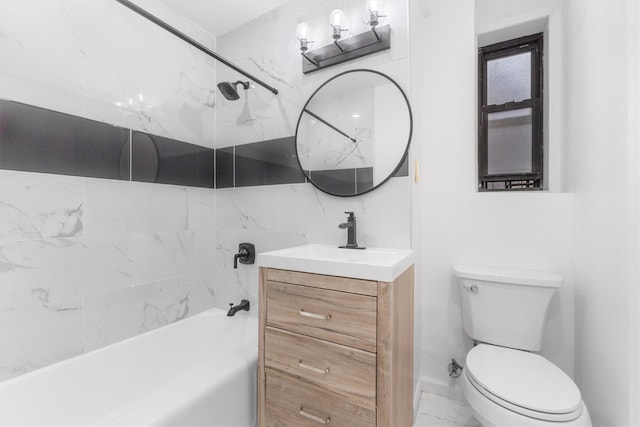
[338,211,365,249]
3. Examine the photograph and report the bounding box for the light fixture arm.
[298,37,319,66]
[301,51,319,66]
[371,26,380,41]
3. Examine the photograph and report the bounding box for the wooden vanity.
[258,265,414,427]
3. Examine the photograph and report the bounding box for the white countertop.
[257,244,414,282]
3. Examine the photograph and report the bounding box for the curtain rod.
[114,0,279,96]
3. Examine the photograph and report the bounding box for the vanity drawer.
[264,327,376,410]
[266,281,377,353]
[265,368,376,427]
[267,268,378,296]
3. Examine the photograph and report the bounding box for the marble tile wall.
[214,0,412,309]
[0,0,217,381]
[215,179,411,310]
[0,0,413,382]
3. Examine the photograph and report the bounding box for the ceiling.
[156,0,290,38]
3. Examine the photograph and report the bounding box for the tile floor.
[414,392,481,427]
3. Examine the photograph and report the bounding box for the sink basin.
[257,244,414,282]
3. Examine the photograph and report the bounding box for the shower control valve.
[233,243,255,268]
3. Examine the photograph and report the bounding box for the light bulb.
[296,22,310,40]
[329,9,345,28]
[368,0,384,13]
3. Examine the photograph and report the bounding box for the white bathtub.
[0,308,258,426]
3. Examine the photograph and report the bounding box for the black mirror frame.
[295,68,413,197]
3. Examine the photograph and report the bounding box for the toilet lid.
[466,345,582,416]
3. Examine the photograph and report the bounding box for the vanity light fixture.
[297,5,391,74]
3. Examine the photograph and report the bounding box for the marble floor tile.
[414,392,481,427]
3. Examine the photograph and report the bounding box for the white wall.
[631,3,640,424]
[411,0,575,394]
[563,0,640,425]
[0,0,218,382]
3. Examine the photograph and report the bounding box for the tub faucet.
[227,299,250,316]
[338,212,365,249]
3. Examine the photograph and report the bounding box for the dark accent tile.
[355,167,374,193]
[0,100,130,180]
[308,168,357,196]
[393,154,409,177]
[234,137,305,187]
[215,147,234,189]
[131,131,214,188]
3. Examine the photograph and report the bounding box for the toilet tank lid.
[453,265,562,288]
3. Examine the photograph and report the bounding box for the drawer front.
[265,327,376,410]
[267,268,377,296]
[266,281,377,352]
[265,368,376,427]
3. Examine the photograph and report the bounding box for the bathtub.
[0,308,258,426]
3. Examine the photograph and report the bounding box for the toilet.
[453,266,591,427]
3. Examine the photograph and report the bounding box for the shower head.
[217,81,250,101]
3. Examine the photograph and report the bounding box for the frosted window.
[487,52,531,105]
[487,108,532,175]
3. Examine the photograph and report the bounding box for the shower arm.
[114,0,279,96]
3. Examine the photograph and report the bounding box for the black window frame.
[478,33,544,191]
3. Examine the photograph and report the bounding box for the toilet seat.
[465,344,583,422]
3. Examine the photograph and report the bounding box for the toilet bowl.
[461,344,591,427]
[453,266,592,427]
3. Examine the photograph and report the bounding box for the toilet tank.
[454,266,561,352]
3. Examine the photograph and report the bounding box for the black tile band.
[0,100,130,181]
[0,99,214,188]
[234,137,305,187]
[216,138,407,191]
[215,146,234,189]
[132,131,214,188]
[0,99,406,191]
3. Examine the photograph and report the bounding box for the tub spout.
[227,299,250,316]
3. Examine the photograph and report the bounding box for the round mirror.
[295,69,412,197]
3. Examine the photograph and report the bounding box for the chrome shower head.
[217,81,250,101]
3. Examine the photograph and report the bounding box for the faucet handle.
[344,211,355,219]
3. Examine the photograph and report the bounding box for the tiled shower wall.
[0,0,217,381]
[0,0,414,382]
[213,0,412,309]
